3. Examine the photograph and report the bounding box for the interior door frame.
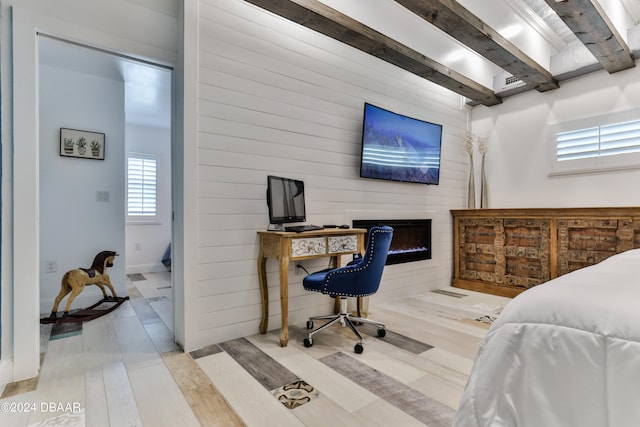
[10,6,183,381]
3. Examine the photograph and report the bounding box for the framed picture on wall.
[59,127,105,160]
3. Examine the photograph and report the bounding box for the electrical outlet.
[45,260,57,273]
[295,263,306,276]
[134,243,141,251]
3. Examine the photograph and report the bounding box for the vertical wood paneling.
[192,0,468,348]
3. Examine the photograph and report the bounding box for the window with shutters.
[127,153,158,222]
[550,109,640,176]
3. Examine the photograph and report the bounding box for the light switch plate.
[96,191,109,202]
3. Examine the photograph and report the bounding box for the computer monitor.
[266,175,306,228]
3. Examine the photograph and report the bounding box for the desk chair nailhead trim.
[310,227,392,297]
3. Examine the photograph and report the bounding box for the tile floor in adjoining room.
[1,274,509,427]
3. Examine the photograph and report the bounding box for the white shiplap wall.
[191,0,470,348]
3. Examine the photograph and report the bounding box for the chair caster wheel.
[377,328,386,337]
[306,320,314,329]
[303,338,313,347]
[354,343,363,354]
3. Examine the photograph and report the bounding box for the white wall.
[471,65,640,208]
[125,123,172,274]
[2,0,179,382]
[186,0,469,350]
[39,64,126,314]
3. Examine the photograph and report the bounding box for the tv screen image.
[266,175,306,225]
[360,103,442,185]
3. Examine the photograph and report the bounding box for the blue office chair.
[302,226,393,353]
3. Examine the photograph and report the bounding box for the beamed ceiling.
[243,0,640,107]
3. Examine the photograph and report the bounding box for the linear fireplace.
[352,219,432,265]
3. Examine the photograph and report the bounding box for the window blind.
[127,156,157,216]
[556,119,640,162]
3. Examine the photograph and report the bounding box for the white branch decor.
[465,131,475,155]
[478,135,489,208]
[465,131,476,209]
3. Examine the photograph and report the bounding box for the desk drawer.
[328,235,357,254]
[291,237,326,257]
[290,234,360,259]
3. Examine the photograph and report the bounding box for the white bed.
[453,248,640,427]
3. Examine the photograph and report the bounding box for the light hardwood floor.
[1,272,510,426]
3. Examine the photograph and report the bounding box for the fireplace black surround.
[352,219,431,265]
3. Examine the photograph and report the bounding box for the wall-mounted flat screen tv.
[360,103,442,185]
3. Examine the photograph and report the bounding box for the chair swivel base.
[302,298,386,353]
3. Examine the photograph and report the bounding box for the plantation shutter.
[127,155,157,217]
[556,119,640,162]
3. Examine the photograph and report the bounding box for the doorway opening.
[38,35,174,333]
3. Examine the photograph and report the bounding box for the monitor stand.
[268,224,285,231]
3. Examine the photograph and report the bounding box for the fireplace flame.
[388,246,428,255]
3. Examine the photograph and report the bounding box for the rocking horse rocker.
[41,250,129,324]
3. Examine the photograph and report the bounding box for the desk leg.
[279,255,290,346]
[257,255,268,334]
[331,255,363,314]
[331,255,341,313]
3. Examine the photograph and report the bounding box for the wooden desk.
[257,228,367,346]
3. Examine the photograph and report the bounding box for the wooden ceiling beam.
[544,0,635,73]
[394,0,559,92]
[243,0,502,106]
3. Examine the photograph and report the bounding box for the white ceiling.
[309,0,640,101]
[36,0,640,112]
[38,36,172,129]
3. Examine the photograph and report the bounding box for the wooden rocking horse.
[44,250,128,323]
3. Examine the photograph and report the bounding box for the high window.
[550,110,640,175]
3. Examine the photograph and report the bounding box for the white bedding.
[453,248,640,427]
